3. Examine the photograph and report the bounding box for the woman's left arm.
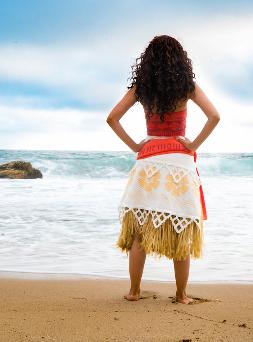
[106,85,140,152]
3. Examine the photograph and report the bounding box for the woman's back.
[145,98,188,114]
[144,99,188,137]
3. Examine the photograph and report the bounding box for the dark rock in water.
[0,161,43,179]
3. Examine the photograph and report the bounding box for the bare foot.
[124,288,141,301]
[175,296,194,304]
[175,290,194,305]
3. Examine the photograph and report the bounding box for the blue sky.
[0,0,252,152]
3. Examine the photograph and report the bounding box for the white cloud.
[0,94,252,152]
[0,43,125,104]
[0,103,104,133]
[0,12,252,151]
[0,13,252,100]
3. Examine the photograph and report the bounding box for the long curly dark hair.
[127,35,196,122]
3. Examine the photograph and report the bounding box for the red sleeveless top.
[145,108,187,136]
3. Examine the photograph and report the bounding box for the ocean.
[0,150,252,283]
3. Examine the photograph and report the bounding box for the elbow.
[106,117,112,125]
[210,114,221,123]
[215,115,221,122]
[106,117,117,126]
[215,112,221,121]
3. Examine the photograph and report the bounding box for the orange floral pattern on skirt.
[138,169,160,192]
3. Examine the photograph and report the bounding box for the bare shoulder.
[106,84,137,122]
[188,82,205,100]
[189,82,212,104]
[188,82,221,120]
[123,84,137,103]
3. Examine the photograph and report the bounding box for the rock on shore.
[0,161,43,179]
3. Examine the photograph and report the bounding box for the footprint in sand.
[168,295,221,305]
[138,290,159,300]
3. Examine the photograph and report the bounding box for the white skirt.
[115,136,205,261]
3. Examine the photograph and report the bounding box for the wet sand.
[0,273,252,341]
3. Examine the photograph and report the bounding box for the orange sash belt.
[136,138,207,220]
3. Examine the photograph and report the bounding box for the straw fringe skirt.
[115,139,206,261]
[116,210,203,261]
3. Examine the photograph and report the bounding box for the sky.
[0,0,252,152]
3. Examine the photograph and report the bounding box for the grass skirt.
[116,209,203,261]
[115,137,206,261]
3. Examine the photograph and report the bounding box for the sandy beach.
[0,274,252,342]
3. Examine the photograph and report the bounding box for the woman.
[106,35,220,304]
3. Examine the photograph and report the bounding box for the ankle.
[176,289,186,298]
[130,287,140,294]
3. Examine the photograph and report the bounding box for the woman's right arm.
[187,82,221,151]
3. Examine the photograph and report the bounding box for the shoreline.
[0,272,252,341]
[0,269,252,284]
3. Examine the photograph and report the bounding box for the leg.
[124,235,146,301]
[173,254,193,304]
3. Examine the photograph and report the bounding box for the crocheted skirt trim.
[115,208,204,261]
